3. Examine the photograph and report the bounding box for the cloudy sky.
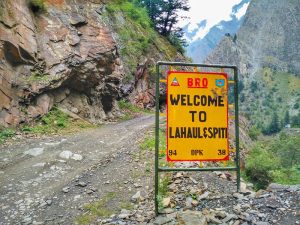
[179,0,250,41]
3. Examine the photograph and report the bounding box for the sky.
[179,0,250,41]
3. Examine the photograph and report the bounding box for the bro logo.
[171,77,180,86]
[216,79,225,88]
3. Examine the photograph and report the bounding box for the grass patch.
[0,128,16,144]
[157,174,171,210]
[26,72,49,82]
[139,130,166,157]
[22,107,94,135]
[118,100,152,121]
[119,201,134,210]
[76,192,117,224]
[76,193,134,224]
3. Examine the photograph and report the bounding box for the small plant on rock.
[28,0,46,14]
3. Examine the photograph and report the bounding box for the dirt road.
[0,115,155,224]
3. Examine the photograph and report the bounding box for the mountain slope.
[205,0,300,128]
[185,0,250,62]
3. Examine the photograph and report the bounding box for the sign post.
[155,62,240,215]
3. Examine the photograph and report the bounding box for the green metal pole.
[234,67,240,192]
[154,63,160,216]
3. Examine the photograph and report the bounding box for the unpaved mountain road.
[0,115,155,225]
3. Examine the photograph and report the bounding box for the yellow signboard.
[167,71,229,161]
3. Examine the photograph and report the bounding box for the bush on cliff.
[28,0,46,13]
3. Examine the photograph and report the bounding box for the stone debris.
[24,148,44,157]
[97,170,300,225]
[71,153,83,161]
[131,191,145,203]
[162,197,171,208]
[59,151,82,161]
[59,151,73,159]
[62,187,70,193]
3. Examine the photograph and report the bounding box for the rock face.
[206,0,300,76]
[0,0,124,126]
[205,0,300,126]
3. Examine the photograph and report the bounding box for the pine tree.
[284,110,290,126]
[269,112,281,134]
[138,0,189,36]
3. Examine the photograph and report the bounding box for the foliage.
[240,67,300,128]
[283,110,290,126]
[137,0,189,52]
[157,174,171,209]
[27,72,48,82]
[248,126,261,140]
[104,0,180,82]
[76,192,117,224]
[167,31,186,54]
[250,81,258,92]
[262,112,281,135]
[107,1,152,28]
[291,112,300,127]
[245,145,280,189]
[245,134,300,189]
[105,0,156,74]
[139,129,166,155]
[28,0,46,13]
[118,100,152,121]
[21,107,94,134]
[271,133,300,168]
[0,128,15,144]
[138,0,189,36]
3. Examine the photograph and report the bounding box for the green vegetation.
[245,133,300,189]
[76,192,117,224]
[22,107,94,135]
[240,67,300,133]
[118,100,152,121]
[105,0,155,73]
[137,0,189,53]
[138,126,170,209]
[0,128,15,144]
[104,0,179,81]
[28,0,46,13]
[26,72,48,82]
[157,174,171,209]
[139,129,166,155]
[248,126,261,141]
[291,112,300,127]
[262,112,281,135]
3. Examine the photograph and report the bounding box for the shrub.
[245,145,280,189]
[28,0,46,13]
[245,134,300,188]
[0,128,15,144]
[248,126,261,140]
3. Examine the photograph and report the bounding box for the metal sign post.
[154,61,240,215]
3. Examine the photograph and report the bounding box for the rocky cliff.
[0,0,181,127]
[205,0,300,126]
[206,0,300,75]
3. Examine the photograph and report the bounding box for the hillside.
[184,0,250,62]
[0,0,182,127]
[205,0,300,129]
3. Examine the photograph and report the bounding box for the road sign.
[167,71,229,161]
